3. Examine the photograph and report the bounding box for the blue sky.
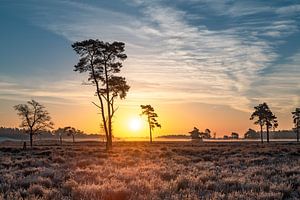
[0,0,299,133]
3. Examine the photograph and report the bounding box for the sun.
[129,117,143,131]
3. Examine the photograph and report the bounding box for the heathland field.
[0,141,300,200]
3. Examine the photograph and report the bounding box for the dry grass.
[0,141,300,200]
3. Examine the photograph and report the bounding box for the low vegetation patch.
[0,142,300,200]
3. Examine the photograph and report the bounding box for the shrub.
[28,184,45,197]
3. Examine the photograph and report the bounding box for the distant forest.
[243,128,297,139]
[0,127,105,141]
[0,127,297,141]
[158,129,297,139]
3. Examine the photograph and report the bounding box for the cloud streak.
[0,75,93,105]
[2,0,299,114]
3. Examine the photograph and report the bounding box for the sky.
[0,0,299,138]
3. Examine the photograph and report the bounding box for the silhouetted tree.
[265,107,278,143]
[231,132,239,139]
[140,105,161,143]
[244,128,259,139]
[292,108,300,142]
[14,100,54,147]
[203,128,211,139]
[63,126,80,143]
[250,103,268,143]
[72,39,130,149]
[189,127,201,140]
[250,102,278,143]
[213,132,216,139]
[54,128,65,145]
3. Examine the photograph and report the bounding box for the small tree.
[292,108,300,142]
[140,105,161,143]
[204,128,211,139]
[63,126,79,143]
[14,100,54,147]
[244,128,259,139]
[231,132,239,139]
[72,39,130,150]
[189,127,201,140]
[54,127,65,145]
[63,126,83,143]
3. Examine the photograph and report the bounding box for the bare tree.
[140,105,161,143]
[14,100,54,147]
[72,39,130,149]
[292,108,300,142]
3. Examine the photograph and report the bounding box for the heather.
[0,141,300,200]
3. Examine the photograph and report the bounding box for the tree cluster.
[189,127,211,139]
[250,102,278,143]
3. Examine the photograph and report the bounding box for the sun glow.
[129,117,143,131]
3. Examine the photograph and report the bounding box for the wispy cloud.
[2,0,300,114]
[247,51,300,112]
[0,75,93,105]
[276,4,300,15]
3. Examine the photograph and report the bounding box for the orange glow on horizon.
[0,98,294,138]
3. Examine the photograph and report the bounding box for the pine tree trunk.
[148,117,152,143]
[104,60,113,150]
[149,126,152,143]
[105,131,111,150]
[108,136,112,149]
[266,126,270,143]
[297,129,299,142]
[72,135,75,143]
[260,125,263,143]
[60,135,62,145]
[30,131,33,147]
[91,61,110,150]
[105,134,112,150]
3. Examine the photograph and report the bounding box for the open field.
[0,141,300,200]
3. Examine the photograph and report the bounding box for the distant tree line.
[9,99,300,147]
[189,127,212,140]
[0,126,104,144]
[244,128,299,140]
[0,127,27,140]
[223,132,239,139]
